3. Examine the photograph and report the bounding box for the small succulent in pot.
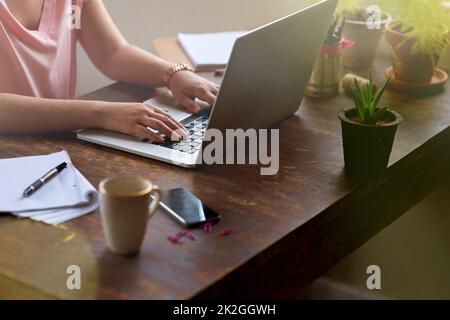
[352,72,390,125]
[338,72,403,179]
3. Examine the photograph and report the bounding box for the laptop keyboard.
[161,109,211,154]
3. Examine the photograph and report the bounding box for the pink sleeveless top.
[0,0,83,99]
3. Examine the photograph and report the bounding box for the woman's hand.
[100,102,187,143]
[168,71,220,113]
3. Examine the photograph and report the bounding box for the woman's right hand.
[99,102,187,143]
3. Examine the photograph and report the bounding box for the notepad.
[0,151,98,225]
[177,31,246,71]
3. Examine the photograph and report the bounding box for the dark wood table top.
[0,57,449,299]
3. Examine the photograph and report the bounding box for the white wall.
[77,0,309,96]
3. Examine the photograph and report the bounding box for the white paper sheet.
[0,151,98,224]
[178,31,246,70]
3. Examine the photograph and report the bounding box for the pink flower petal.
[176,230,189,238]
[203,222,214,233]
[219,229,233,237]
[168,229,197,244]
[186,232,196,241]
[167,235,183,245]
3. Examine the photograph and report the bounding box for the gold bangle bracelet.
[163,63,194,88]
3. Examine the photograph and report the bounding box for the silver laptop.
[77,0,338,168]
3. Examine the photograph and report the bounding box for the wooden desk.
[0,40,449,299]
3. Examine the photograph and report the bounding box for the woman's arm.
[0,93,185,142]
[79,0,219,113]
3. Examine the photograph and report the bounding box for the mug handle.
[148,185,161,219]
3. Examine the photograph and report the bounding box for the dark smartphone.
[159,188,221,228]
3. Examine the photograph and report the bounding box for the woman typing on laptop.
[0,0,218,142]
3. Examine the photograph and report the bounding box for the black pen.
[22,162,68,197]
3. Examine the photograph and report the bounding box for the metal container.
[306,39,353,98]
[306,52,341,98]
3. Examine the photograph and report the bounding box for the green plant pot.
[338,108,403,180]
[342,13,391,70]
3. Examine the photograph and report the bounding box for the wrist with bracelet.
[163,63,195,89]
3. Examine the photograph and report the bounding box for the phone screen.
[160,188,221,227]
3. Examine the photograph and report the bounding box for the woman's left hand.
[168,71,220,113]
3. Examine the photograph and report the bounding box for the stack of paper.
[178,31,246,71]
[0,151,98,225]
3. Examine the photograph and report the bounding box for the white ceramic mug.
[99,176,161,255]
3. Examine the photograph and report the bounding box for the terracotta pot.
[342,13,391,70]
[385,21,448,83]
[338,108,403,180]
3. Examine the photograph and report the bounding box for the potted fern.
[338,73,402,179]
[338,0,391,70]
[439,2,450,71]
[382,0,450,83]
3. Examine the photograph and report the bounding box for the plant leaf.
[353,79,366,121]
[371,77,391,111]
[354,79,369,107]
[368,71,374,109]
